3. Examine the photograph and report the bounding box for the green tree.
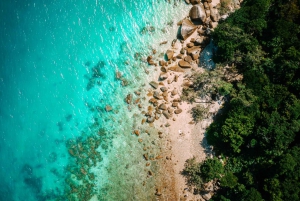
[200,157,224,182]
[220,172,238,188]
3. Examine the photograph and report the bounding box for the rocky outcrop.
[189,4,206,23]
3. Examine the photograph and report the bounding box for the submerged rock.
[105,105,112,112]
[125,94,132,104]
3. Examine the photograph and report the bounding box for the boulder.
[160,87,167,92]
[166,50,174,60]
[179,60,192,68]
[189,4,206,23]
[187,46,201,55]
[187,42,194,48]
[148,60,156,66]
[147,56,152,62]
[172,102,179,107]
[194,36,205,46]
[150,81,159,89]
[181,19,197,40]
[176,54,184,59]
[125,94,132,104]
[209,21,218,29]
[153,91,161,99]
[168,65,185,72]
[162,111,170,119]
[174,109,183,114]
[174,75,178,82]
[149,98,158,104]
[159,103,167,110]
[159,73,168,80]
[204,1,209,9]
[171,89,178,96]
[184,55,193,63]
[161,66,167,72]
[134,130,140,136]
[159,60,167,66]
[210,8,219,22]
[162,91,168,97]
[191,53,200,60]
[180,48,185,54]
[205,9,211,18]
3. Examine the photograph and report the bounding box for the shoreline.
[133,0,224,199]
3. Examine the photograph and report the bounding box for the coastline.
[133,0,223,199]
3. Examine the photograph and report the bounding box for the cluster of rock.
[187,0,219,29]
[125,5,221,127]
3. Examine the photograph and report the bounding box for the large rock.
[166,50,174,60]
[178,60,192,68]
[149,81,159,89]
[181,19,197,40]
[187,46,201,55]
[189,4,206,23]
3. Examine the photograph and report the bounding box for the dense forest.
[186,0,300,200]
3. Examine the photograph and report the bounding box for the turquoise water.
[0,0,189,200]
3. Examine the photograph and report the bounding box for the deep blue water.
[0,0,189,200]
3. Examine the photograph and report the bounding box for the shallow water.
[0,0,189,200]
